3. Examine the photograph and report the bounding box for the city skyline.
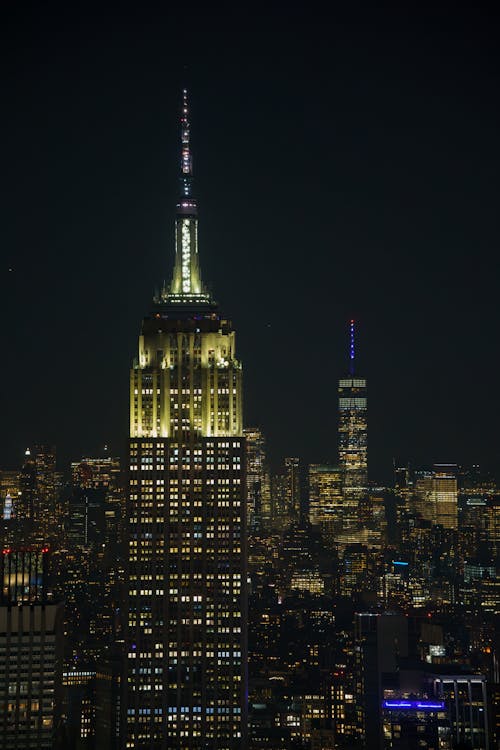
[2,5,499,481]
[1,9,499,746]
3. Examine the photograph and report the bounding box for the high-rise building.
[244,427,270,531]
[18,445,59,543]
[341,544,370,598]
[71,456,124,554]
[484,494,500,558]
[284,457,301,521]
[68,487,106,550]
[338,321,367,498]
[270,457,300,530]
[63,661,121,750]
[124,91,247,749]
[1,471,20,546]
[432,674,490,749]
[412,470,433,519]
[393,463,412,510]
[430,464,458,530]
[18,449,36,525]
[308,464,344,543]
[381,699,449,749]
[413,464,458,530]
[0,547,63,749]
[354,612,408,749]
[0,470,21,517]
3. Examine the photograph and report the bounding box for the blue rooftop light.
[382,700,445,710]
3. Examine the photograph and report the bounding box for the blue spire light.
[349,319,355,375]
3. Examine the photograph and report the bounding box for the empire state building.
[124,92,247,749]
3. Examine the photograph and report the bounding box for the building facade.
[0,547,63,749]
[432,674,489,749]
[124,91,247,749]
[270,457,300,531]
[308,464,344,542]
[413,464,458,530]
[71,455,124,555]
[354,612,409,749]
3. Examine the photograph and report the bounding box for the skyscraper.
[432,674,489,748]
[18,445,59,544]
[284,457,301,522]
[413,464,458,530]
[308,464,343,545]
[354,612,409,749]
[0,547,64,749]
[269,457,301,530]
[338,321,367,498]
[243,427,270,531]
[124,91,247,749]
[71,455,124,555]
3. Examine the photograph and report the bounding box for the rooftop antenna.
[180,88,193,197]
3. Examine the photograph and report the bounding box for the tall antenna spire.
[161,89,210,304]
[180,88,193,198]
[349,319,355,376]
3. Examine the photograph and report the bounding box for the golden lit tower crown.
[131,89,243,440]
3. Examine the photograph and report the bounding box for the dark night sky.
[1,3,499,480]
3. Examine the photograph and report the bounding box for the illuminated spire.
[180,88,193,199]
[162,89,210,303]
[349,319,355,375]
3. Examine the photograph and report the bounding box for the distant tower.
[244,427,271,531]
[18,448,36,525]
[70,455,123,554]
[413,464,458,530]
[284,457,301,521]
[338,321,368,498]
[124,91,246,749]
[18,445,58,544]
[270,457,300,530]
[0,471,21,515]
[308,464,343,546]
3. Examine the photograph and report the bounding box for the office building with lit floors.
[308,464,344,546]
[413,464,458,530]
[381,699,450,749]
[124,91,247,749]
[432,674,490,749]
[243,427,270,531]
[0,547,63,749]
